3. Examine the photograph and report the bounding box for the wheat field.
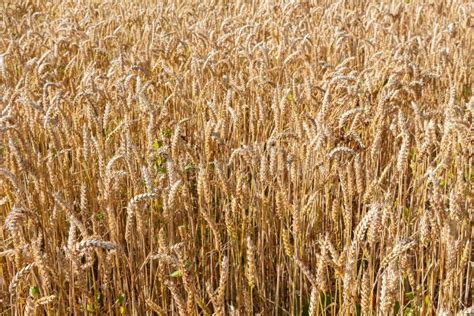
[0,0,472,315]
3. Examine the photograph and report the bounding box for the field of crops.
[0,0,472,314]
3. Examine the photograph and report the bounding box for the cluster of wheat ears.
[0,0,472,315]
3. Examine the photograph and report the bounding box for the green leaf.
[117,293,126,304]
[184,163,195,172]
[96,212,105,222]
[403,207,410,219]
[86,303,95,313]
[439,179,447,188]
[157,166,167,174]
[424,295,430,309]
[287,93,295,103]
[170,270,183,278]
[447,171,454,180]
[162,128,173,138]
[405,291,415,301]
[29,286,40,297]
[154,156,167,174]
[320,292,332,308]
[394,301,401,314]
[301,302,310,316]
[404,307,416,316]
[152,139,163,150]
